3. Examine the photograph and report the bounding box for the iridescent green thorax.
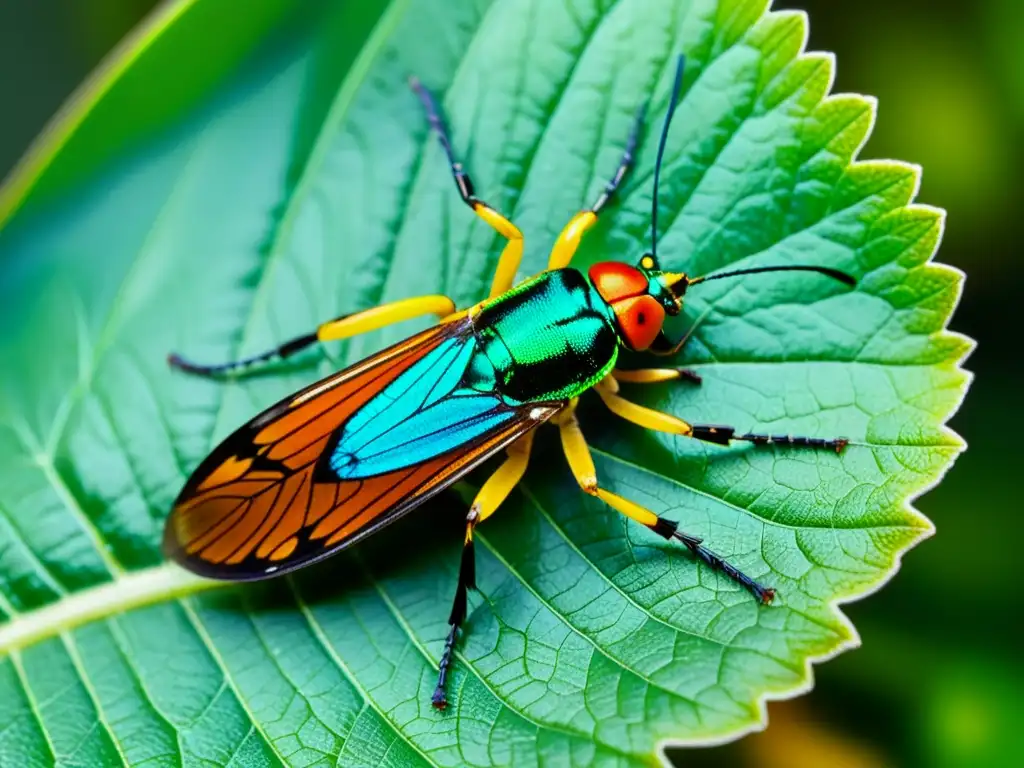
[473,269,618,402]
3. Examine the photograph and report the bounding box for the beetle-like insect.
[164,57,854,709]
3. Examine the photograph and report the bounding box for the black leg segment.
[652,518,775,604]
[409,77,482,210]
[589,103,646,215]
[168,330,320,378]
[432,519,478,710]
[689,424,849,453]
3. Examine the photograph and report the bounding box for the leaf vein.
[59,632,130,766]
[474,527,741,721]
[179,599,290,763]
[8,650,58,765]
[285,577,435,768]
[362,557,637,761]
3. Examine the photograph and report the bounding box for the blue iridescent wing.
[328,335,526,479]
[164,317,563,581]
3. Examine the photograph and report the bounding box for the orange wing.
[163,316,561,580]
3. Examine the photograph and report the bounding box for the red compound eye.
[589,262,648,303]
[612,295,665,351]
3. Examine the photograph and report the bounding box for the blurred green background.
[0,1,1018,766]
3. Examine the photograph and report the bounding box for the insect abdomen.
[474,269,618,402]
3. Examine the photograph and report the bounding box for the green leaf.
[0,0,970,764]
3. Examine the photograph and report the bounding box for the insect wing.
[164,316,561,580]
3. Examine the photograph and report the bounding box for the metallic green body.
[471,269,619,403]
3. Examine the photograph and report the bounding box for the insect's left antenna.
[648,54,687,268]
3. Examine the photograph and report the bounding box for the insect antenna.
[647,54,687,268]
[686,264,856,288]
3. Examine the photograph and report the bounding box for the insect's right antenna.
[648,54,687,269]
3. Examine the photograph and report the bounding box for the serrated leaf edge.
[0,2,975,762]
[651,9,973,757]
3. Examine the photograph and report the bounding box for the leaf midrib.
[0,0,970,759]
[0,430,939,658]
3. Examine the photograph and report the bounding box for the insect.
[163,57,855,709]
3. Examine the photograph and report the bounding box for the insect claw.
[431,689,448,710]
[760,587,777,605]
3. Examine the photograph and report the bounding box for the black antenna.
[649,55,687,266]
[687,264,856,288]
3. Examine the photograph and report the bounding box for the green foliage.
[0,0,969,764]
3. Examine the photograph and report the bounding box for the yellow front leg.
[594,376,848,452]
[594,376,696,437]
[546,104,646,271]
[316,295,455,342]
[410,76,524,299]
[170,294,456,377]
[475,205,524,298]
[552,400,659,527]
[467,430,536,528]
[548,211,599,271]
[552,398,775,603]
[613,367,702,385]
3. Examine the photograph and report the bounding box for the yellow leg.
[594,376,848,452]
[169,294,456,377]
[467,430,535,528]
[547,105,646,271]
[613,367,702,385]
[552,399,775,603]
[553,400,658,526]
[410,77,524,299]
[475,205,524,298]
[594,376,695,436]
[433,430,536,710]
[548,211,599,271]
[316,295,455,341]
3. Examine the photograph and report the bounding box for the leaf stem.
[0,564,218,654]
